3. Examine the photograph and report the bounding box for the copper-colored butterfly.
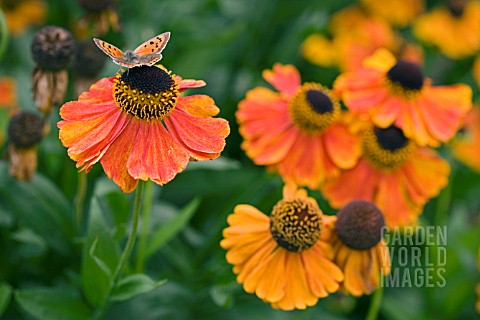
[93,32,170,68]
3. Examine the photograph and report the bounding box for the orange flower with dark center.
[334,49,472,147]
[237,63,361,189]
[221,184,344,310]
[323,201,391,296]
[58,66,230,193]
[322,124,450,228]
[413,0,480,59]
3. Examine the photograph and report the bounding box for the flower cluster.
[221,184,390,310]
[237,56,470,228]
[226,0,477,310]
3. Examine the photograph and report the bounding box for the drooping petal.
[262,63,301,98]
[334,69,387,114]
[323,123,362,169]
[272,252,317,310]
[165,105,229,159]
[245,248,287,303]
[322,159,378,208]
[58,78,129,171]
[100,119,140,193]
[237,87,296,164]
[126,119,190,185]
[416,85,472,145]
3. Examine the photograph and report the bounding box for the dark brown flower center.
[270,198,322,252]
[306,89,334,114]
[374,126,408,151]
[289,83,340,133]
[386,60,424,91]
[335,200,385,250]
[31,26,75,71]
[362,125,414,170]
[113,66,179,120]
[8,111,45,148]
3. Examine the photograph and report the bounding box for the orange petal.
[417,85,472,144]
[175,94,219,117]
[375,171,415,227]
[165,107,229,155]
[343,251,367,296]
[100,119,139,193]
[262,63,301,97]
[272,252,317,310]
[334,69,387,114]
[176,78,206,91]
[323,123,361,169]
[323,159,377,208]
[248,248,287,303]
[127,119,190,185]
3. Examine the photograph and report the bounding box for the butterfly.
[93,32,171,68]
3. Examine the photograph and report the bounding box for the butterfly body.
[93,32,170,68]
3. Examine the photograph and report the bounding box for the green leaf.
[110,274,166,302]
[0,163,74,254]
[15,288,90,320]
[0,283,12,317]
[144,197,200,259]
[81,197,120,308]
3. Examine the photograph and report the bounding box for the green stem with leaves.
[92,181,145,319]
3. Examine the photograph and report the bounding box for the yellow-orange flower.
[322,124,450,228]
[58,66,229,193]
[221,184,344,310]
[360,0,424,27]
[237,63,361,189]
[323,201,391,296]
[413,0,480,59]
[451,108,480,172]
[0,0,45,35]
[334,49,472,147]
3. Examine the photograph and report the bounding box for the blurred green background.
[0,0,479,319]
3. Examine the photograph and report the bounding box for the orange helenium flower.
[322,125,450,228]
[334,48,472,147]
[220,184,344,310]
[58,66,229,193]
[237,63,361,189]
[323,205,391,296]
[413,0,480,59]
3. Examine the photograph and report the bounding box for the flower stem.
[74,171,87,230]
[366,286,383,320]
[92,181,145,320]
[135,180,154,272]
[112,180,144,284]
[0,9,9,62]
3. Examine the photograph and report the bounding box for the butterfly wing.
[133,32,171,56]
[93,38,124,60]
